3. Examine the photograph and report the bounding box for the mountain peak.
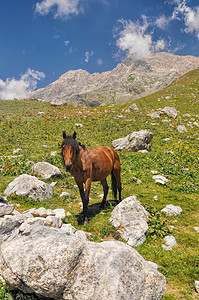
[29,52,199,106]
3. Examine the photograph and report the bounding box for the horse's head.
[61,131,79,172]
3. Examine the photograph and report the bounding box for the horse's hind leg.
[112,165,122,202]
[100,179,109,208]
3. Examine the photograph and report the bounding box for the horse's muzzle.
[65,164,72,172]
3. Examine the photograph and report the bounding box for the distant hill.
[28,52,199,106]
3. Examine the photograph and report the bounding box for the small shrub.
[144,205,172,239]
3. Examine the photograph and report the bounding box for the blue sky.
[0,0,199,99]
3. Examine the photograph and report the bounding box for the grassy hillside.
[0,69,199,299]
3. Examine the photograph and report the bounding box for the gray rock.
[161,204,182,216]
[0,204,15,217]
[147,111,160,119]
[153,175,168,185]
[4,174,53,202]
[110,195,148,246]
[31,162,62,179]
[161,107,178,118]
[195,280,199,293]
[177,125,187,133]
[112,130,153,152]
[0,224,166,300]
[128,103,139,112]
[162,235,177,250]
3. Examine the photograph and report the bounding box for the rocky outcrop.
[0,218,166,300]
[112,130,153,151]
[4,174,53,201]
[28,52,199,106]
[110,196,149,247]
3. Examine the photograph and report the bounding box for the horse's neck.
[73,148,87,171]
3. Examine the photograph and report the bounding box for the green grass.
[0,69,199,299]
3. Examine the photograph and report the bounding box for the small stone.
[164,235,177,247]
[195,281,199,293]
[153,196,158,201]
[60,192,70,197]
[161,204,182,216]
[151,170,158,174]
[177,125,187,133]
[194,227,199,233]
[153,175,168,185]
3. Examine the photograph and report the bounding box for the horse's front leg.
[76,181,88,225]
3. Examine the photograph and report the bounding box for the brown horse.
[61,131,122,224]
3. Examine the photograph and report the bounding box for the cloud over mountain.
[0,69,45,100]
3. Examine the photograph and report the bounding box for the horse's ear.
[63,131,67,139]
[73,131,77,139]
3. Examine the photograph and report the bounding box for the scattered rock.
[161,107,178,118]
[110,195,148,247]
[195,281,199,293]
[4,174,53,202]
[31,162,62,179]
[75,123,83,127]
[194,227,199,233]
[177,125,187,133]
[153,175,168,185]
[128,103,139,112]
[161,204,182,216]
[162,235,177,250]
[0,224,166,299]
[60,191,70,197]
[147,112,160,119]
[50,151,57,156]
[112,130,153,152]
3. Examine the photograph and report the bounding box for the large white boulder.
[110,195,149,246]
[112,130,153,151]
[4,174,53,201]
[31,162,62,179]
[0,223,166,300]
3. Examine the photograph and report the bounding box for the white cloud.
[170,0,199,38]
[85,51,94,63]
[0,69,45,100]
[115,19,166,60]
[97,58,103,65]
[64,40,70,46]
[155,15,171,29]
[35,0,81,19]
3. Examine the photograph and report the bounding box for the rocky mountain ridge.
[29,52,199,106]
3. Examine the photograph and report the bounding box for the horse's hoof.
[83,217,88,225]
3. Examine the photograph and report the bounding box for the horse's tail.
[111,171,118,199]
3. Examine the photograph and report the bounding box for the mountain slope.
[28,52,199,106]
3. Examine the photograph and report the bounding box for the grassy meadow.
[0,69,199,299]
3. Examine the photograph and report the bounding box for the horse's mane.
[61,134,85,154]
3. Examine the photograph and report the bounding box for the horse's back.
[81,146,120,181]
